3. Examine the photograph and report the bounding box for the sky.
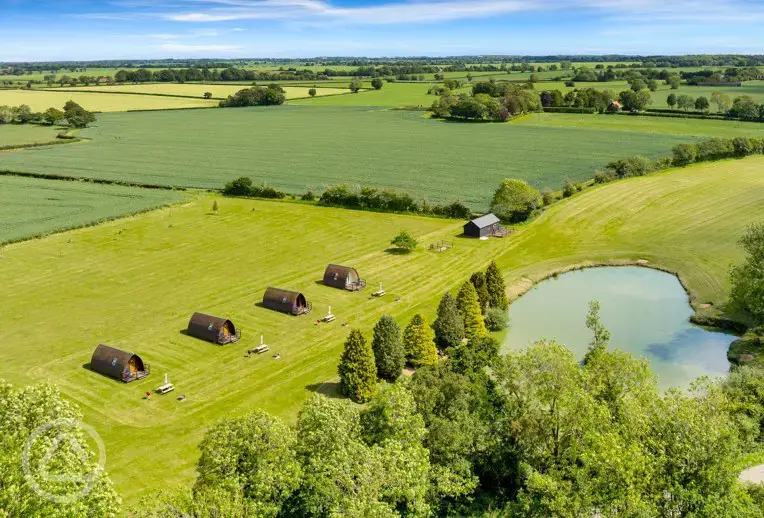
[2,0,764,62]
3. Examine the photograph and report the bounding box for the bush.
[318,184,469,219]
[562,178,577,198]
[302,191,316,201]
[672,143,698,166]
[484,307,509,331]
[223,177,287,199]
[605,155,655,178]
[490,179,541,223]
[220,85,285,107]
[594,169,616,184]
[540,188,556,206]
[390,230,418,252]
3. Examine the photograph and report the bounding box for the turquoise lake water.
[504,266,735,388]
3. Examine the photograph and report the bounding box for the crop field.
[58,84,350,100]
[0,106,692,209]
[514,112,764,138]
[0,124,62,147]
[292,82,457,107]
[1,156,763,503]
[0,175,185,244]
[0,89,219,112]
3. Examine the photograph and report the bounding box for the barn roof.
[187,312,235,343]
[90,344,140,380]
[468,213,500,229]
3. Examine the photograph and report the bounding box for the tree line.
[0,101,96,128]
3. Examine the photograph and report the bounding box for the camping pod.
[323,264,366,291]
[262,287,312,315]
[90,344,150,383]
[187,312,240,345]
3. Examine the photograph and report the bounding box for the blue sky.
[2,0,764,61]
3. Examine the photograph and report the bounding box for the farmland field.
[58,83,350,100]
[0,124,62,147]
[0,89,219,112]
[0,175,185,244]
[1,156,763,503]
[292,82,460,107]
[514,112,764,138]
[0,106,692,209]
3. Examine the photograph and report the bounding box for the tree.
[730,222,764,322]
[15,104,32,123]
[582,300,611,364]
[646,79,658,92]
[433,293,465,350]
[403,314,438,367]
[308,88,317,97]
[618,89,652,111]
[470,271,490,314]
[63,101,96,128]
[490,178,541,223]
[677,94,695,112]
[484,306,509,331]
[672,143,698,166]
[203,92,212,99]
[42,107,65,125]
[711,91,731,113]
[338,329,377,403]
[0,381,120,516]
[456,281,487,340]
[667,75,681,89]
[371,316,404,381]
[194,411,301,514]
[371,78,384,90]
[695,95,710,113]
[667,93,677,109]
[485,261,509,311]
[390,230,417,253]
[220,86,285,107]
[349,78,363,93]
[630,78,647,92]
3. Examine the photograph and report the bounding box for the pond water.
[504,267,735,389]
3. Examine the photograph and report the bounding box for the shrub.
[390,230,418,252]
[302,191,316,201]
[605,155,655,178]
[562,178,577,198]
[733,137,755,156]
[594,170,616,184]
[308,88,317,97]
[540,188,556,206]
[220,85,285,107]
[490,179,541,223]
[484,307,509,331]
[672,143,698,166]
[223,177,287,199]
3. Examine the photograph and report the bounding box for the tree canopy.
[490,178,541,223]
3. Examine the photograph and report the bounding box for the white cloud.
[154,43,243,52]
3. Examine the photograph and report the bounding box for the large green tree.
[730,222,764,322]
[338,329,377,403]
[485,261,509,311]
[63,100,96,128]
[470,271,490,314]
[194,410,301,515]
[490,178,541,223]
[433,292,465,350]
[582,300,611,365]
[372,315,405,381]
[456,281,487,339]
[404,314,439,367]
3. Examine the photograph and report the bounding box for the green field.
[514,112,764,138]
[292,82,459,107]
[0,124,62,147]
[0,175,185,244]
[57,83,350,100]
[0,106,692,209]
[1,156,763,504]
[0,89,219,112]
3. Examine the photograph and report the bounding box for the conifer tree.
[485,261,509,311]
[433,292,465,349]
[338,329,377,403]
[470,271,490,315]
[457,281,487,340]
[372,315,405,381]
[403,314,438,367]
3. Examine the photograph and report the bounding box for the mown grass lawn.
[1,156,763,504]
[0,106,691,209]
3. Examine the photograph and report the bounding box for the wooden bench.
[249,344,270,354]
[156,383,174,395]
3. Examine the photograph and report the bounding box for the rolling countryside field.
[1,156,763,504]
[0,89,219,112]
[0,106,693,209]
[56,84,351,100]
[0,175,185,244]
[0,123,62,147]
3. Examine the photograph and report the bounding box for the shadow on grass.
[305,382,345,400]
[81,363,130,384]
[384,247,414,255]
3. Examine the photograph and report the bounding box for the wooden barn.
[90,344,150,383]
[187,312,240,345]
[323,264,366,291]
[463,213,502,238]
[262,287,312,315]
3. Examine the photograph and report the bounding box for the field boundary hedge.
[0,169,184,191]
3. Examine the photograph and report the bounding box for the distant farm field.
[0,124,62,147]
[2,156,763,504]
[0,89,218,112]
[292,82,456,107]
[514,112,764,138]
[0,175,185,244]
[59,83,350,100]
[0,106,691,209]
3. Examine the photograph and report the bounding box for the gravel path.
[740,464,764,484]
